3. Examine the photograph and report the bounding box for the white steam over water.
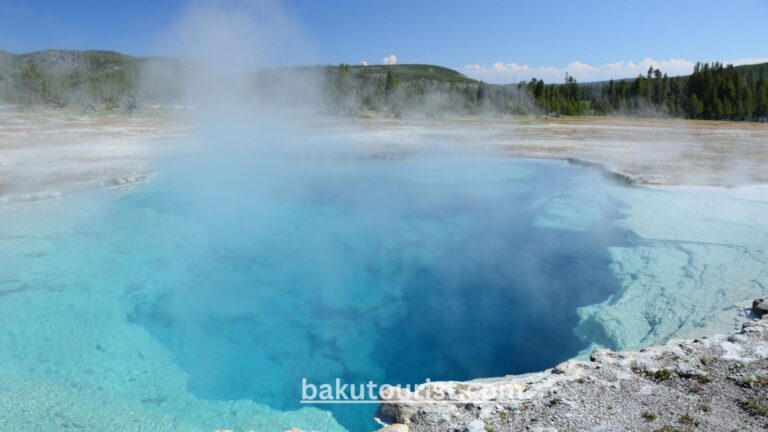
[158,0,315,72]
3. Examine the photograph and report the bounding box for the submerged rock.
[753,298,768,317]
[81,100,97,113]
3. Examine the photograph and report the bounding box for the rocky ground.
[3,111,768,209]
[375,313,768,432]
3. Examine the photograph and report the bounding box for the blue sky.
[1,0,767,82]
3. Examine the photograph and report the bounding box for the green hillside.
[346,64,476,83]
[735,61,768,78]
[0,50,188,108]
[0,50,480,111]
[263,63,477,83]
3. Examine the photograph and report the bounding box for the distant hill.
[260,63,477,83]
[344,64,477,83]
[0,50,482,112]
[734,61,768,78]
[1,49,766,121]
[0,50,190,108]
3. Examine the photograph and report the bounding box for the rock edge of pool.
[372,314,768,432]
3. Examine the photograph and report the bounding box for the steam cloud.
[158,0,314,71]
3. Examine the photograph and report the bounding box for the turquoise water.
[0,154,631,431]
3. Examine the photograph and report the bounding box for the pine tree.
[687,94,704,118]
[384,69,399,92]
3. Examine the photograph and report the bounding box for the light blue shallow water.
[0,154,632,431]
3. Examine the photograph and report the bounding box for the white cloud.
[382,54,397,65]
[464,57,768,83]
[359,60,368,66]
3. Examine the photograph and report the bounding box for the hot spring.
[0,149,630,430]
[1,138,766,431]
[128,155,631,430]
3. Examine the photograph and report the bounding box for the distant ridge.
[1,49,766,121]
[256,63,477,84]
[342,63,477,83]
[0,49,481,110]
[733,61,768,78]
[0,49,191,107]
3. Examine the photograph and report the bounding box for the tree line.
[323,64,539,116]
[324,61,768,121]
[518,62,768,121]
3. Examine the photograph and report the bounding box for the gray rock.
[377,403,417,425]
[81,100,97,113]
[752,298,768,317]
[417,404,459,425]
[121,95,139,114]
[464,419,484,432]
[675,362,707,379]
